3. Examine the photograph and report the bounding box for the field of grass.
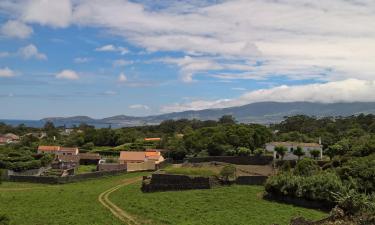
[111,184,327,225]
[163,166,218,177]
[76,164,97,174]
[0,172,148,225]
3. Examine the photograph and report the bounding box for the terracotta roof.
[144,138,161,141]
[119,151,146,162]
[0,137,9,143]
[145,150,160,157]
[267,142,322,148]
[4,133,20,140]
[38,146,60,151]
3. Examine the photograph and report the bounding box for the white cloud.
[0,52,10,58]
[2,0,375,83]
[129,104,150,110]
[103,90,117,95]
[112,59,133,67]
[18,44,47,60]
[161,79,375,112]
[56,69,79,80]
[95,44,129,55]
[0,67,15,77]
[21,0,72,28]
[74,57,90,63]
[118,72,127,82]
[0,20,33,39]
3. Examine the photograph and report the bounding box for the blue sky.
[1,0,375,119]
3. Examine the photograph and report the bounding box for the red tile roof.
[38,146,60,151]
[144,138,161,141]
[119,151,146,162]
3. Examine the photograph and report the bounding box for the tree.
[325,144,344,160]
[218,115,236,125]
[253,148,264,156]
[220,165,236,182]
[237,147,251,156]
[293,158,320,176]
[292,146,305,160]
[310,149,321,160]
[274,146,287,160]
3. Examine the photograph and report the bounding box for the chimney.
[318,137,322,145]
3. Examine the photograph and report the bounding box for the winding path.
[98,176,142,225]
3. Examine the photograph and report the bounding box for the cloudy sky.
[1,0,375,119]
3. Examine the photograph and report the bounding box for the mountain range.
[39,102,375,127]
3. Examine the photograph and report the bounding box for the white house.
[265,142,323,160]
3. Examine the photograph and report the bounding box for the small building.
[37,146,79,156]
[265,142,323,160]
[79,153,101,165]
[119,151,147,164]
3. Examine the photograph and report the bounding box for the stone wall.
[142,173,217,192]
[98,163,127,172]
[127,161,155,172]
[9,169,129,184]
[235,176,268,185]
[263,193,334,211]
[187,156,273,165]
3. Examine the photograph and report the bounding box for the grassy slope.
[0,172,147,225]
[111,184,327,225]
[163,167,218,177]
[76,164,97,174]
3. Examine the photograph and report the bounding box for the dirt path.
[98,177,142,225]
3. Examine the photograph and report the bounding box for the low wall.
[142,173,217,192]
[235,176,268,185]
[9,169,128,184]
[7,167,48,176]
[127,161,155,172]
[275,160,328,168]
[187,156,273,165]
[98,163,127,172]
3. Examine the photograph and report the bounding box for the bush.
[220,164,236,181]
[265,171,345,204]
[336,155,375,194]
[253,148,264,156]
[237,147,251,156]
[293,158,320,176]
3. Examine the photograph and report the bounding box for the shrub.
[220,164,236,181]
[237,147,251,156]
[253,148,264,156]
[310,149,321,159]
[280,161,292,172]
[293,158,320,176]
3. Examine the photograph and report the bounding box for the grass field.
[163,166,218,177]
[76,164,98,174]
[110,184,327,225]
[1,172,327,225]
[0,172,148,225]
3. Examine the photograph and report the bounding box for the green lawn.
[0,172,148,225]
[110,184,327,225]
[163,166,218,177]
[76,164,98,174]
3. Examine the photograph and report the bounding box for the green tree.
[253,148,264,156]
[325,144,344,160]
[310,149,321,160]
[218,115,236,125]
[237,147,251,156]
[293,158,320,176]
[292,146,305,160]
[0,214,9,225]
[274,146,287,160]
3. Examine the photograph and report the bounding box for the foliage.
[237,147,251,156]
[293,158,320,176]
[220,165,236,181]
[292,146,305,160]
[218,115,236,125]
[253,148,264,156]
[336,155,375,194]
[325,144,345,160]
[310,149,321,159]
[265,171,346,204]
[333,189,375,216]
[274,146,287,160]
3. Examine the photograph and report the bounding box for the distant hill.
[36,102,375,127]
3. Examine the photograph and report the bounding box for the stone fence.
[263,193,334,211]
[235,176,268,185]
[186,156,273,165]
[142,173,219,192]
[8,169,130,184]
